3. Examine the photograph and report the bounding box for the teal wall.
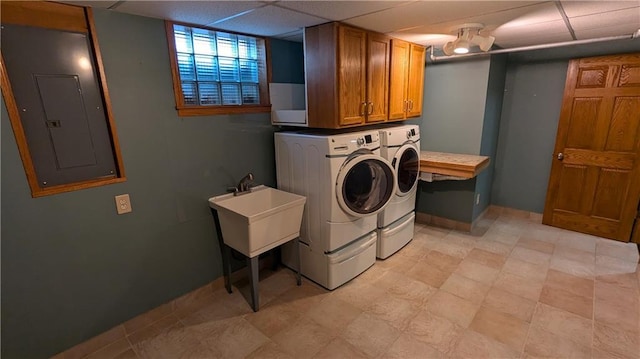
[417,57,496,223]
[1,10,300,358]
[490,60,567,212]
[270,39,304,84]
[474,54,507,220]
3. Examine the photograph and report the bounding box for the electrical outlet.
[475,193,480,205]
[115,194,132,214]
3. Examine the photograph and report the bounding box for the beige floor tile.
[312,337,368,359]
[424,249,464,272]
[382,332,444,359]
[276,281,329,314]
[596,255,639,276]
[426,290,481,328]
[486,231,521,247]
[406,261,452,288]
[259,269,302,299]
[127,315,183,346]
[554,245,596,264]
[196,317,271,358]
[469,306,529,351]
[593,321,640,359]
[539,285,593,319]
[594,281,640,331]
[510,246,552,265]
[525,326,591,359]
[425,240,473,259]
[493,271,544,301]
[596,271,640,290]
[556,231,598,252]
[549,255,595,279]
[405,310,464,353]
[376,253,419,274]
[304,295,362,334]
[331,280,386,310]
[84,339,135,359]
[341,313,401,358]
[517,236,556,254]
[244,299,304,338]
[520,228,559,245]
[530,303,592,348]
[449,329,520,359]
[483,287,537,322]
[474,238,514,256]
[502,257,549,282]
[271,317,335,358]
[363,294,421,330]
[596,239,640,262]
[131,320,208,359]
[376,270,437,306]
[440,273,491,304]
[417,225,451,238]
[454,259,500,284]
[544,269,594,299]
[465,248,507,269]
[245,341,295,359]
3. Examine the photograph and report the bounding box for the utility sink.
[208,185,306,258]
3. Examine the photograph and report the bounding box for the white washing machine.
[275,129,396,289]
[377,124,420,259]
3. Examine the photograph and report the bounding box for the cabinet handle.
[409,100,414,111]
[368,102,374,115]
[360,102,366,116]
[403,100,408,112]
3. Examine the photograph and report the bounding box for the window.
[166,22,270,116]
[0,1,125,197]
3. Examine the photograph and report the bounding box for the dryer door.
[392,144,420,197]
[336,154,395,218]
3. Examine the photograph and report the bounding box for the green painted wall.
[1,10,300,358]
[270,39,304,84]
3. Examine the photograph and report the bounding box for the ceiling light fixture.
[443,23,495,56]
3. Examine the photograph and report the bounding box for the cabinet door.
[406,44,426,118]
[366,33,390,123]
[338,26,367,126]
[389,39,410,120]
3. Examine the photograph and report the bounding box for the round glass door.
[394,145,420,196]
[336,154,395,217]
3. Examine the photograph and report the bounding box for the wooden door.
[543,53,640,242]
[406,44,425,118]
[389,39,410,120]
[366,32,390,123]
[338,26,366,126]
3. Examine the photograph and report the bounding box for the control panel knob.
[407,131,412,139]
[357,137,365,146]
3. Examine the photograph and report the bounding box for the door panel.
[366,32,389,123]
[389,39,409,120]
[543,53,640,242]
[338,26,366,126]
[406,44,425,118]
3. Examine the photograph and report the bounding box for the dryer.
[377,124,420,259]
[275,129,395,289]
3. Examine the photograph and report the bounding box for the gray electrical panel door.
[2,24,117,187]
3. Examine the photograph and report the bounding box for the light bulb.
[453,39,469,54]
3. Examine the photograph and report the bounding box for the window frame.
[165,21,271,117]
[0,1,126,198]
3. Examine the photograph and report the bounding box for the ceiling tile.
[274,1,411,21]
[569,7,640,31]
[574,24,640,39]
[389,2,560,46]
[560,1,639,17]
[493,19,571,47]
[496,32,574,48]
[115,1,264,26]
[344,1,544,34]
[210,4,327,37]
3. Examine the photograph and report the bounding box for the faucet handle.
[227,186,238,193]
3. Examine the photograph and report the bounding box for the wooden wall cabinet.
[305,22,391,128]
[389,39,426,120]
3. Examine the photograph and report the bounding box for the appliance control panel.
[330,131,380,154]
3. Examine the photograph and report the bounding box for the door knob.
[557,152,564,160]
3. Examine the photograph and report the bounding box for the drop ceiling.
[64,1,640,50]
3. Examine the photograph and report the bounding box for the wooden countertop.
[420,151,490,179]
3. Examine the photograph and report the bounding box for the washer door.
[336,153,395,217]
[393,144,420,196]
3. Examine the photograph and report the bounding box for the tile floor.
[81,211,640,359]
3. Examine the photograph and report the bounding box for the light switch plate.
[115,194,132,214]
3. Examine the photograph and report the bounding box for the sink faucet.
[235,173,254,195]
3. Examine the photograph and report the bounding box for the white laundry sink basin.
[209,185,306,258]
